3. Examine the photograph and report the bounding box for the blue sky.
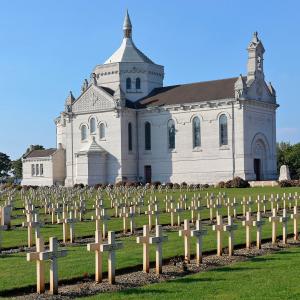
[0,0,299,159]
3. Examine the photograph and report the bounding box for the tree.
[277,142,300,179]
[11,145,45,179]
[0,152,11,177]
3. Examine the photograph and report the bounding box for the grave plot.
[0,185,300,298]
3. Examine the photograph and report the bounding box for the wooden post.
[269,208,280,244]
[179,220,191,263]
[223,216,238,256]
[191,219,207,265]
[212,215,224,256]
[291,206,300,240]
[242,211,254,249]
[39,237,67,295]
[280,208,289,244]
[253,212,265,249]
[87,230,103,283]
[100,231,123,284]
[136,225,151,273]
[149,225,168,274]
[26,237,45,293]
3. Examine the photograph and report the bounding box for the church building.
[22,12,278,186]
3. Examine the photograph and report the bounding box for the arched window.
[219,114,228,146]
[128,122,132,151]
[126,77,131,90]
[136,78,141,89]
[193,116,201,148]
[145,122,151,150]
[168,119,175,149]
[90,117,96,134]
[99,123,105,139]
[81,125,87,141]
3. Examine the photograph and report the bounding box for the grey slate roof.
[136,77,240,108]
[24,149,56,158]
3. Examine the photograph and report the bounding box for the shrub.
[151,181,161,188]
[73,183,84,189]
[217,181,226,188]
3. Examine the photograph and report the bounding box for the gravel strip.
[10,238,300,300]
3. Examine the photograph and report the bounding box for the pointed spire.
[268,82,276,97]
[123,10,132,38]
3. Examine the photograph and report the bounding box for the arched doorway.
[252,139,267,181]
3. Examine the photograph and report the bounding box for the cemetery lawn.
[84,246,300,300]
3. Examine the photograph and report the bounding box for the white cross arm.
[191,229,207,237]
[149,236,168,244]
[39,249,67,261]
[100,242,123,252]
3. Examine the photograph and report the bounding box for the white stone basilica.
[22,12,278,186]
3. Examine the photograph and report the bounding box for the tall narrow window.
[219,114,228,146]
[31,164,35,176]
[36,164,39,176]
[126,77,131,89]
[90,117,96,134]
[40,164,44,176]
[128,122,132,151]
[168,119,175,150]
[193,117,201,148]
[81,125,87,141]
[136,77,141,89]
[100,123,105,139]
[145,122,151,150]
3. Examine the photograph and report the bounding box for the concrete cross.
[100,231,123,284]
[92,207,102,231]
[269,208,280,244]
[191,219,207,265]
[145,204,154,229]
[153,204,160,226]
[119,206,128,233]
[179,219,192,262]
[212,215,225,256]
[174,203,184,226]
[223,216,238,256]
[22,213,41,247]
[136,225,151,273]
[230,197,239,218]
[58,210,76,243]
[207,199,215,221]
[213,199,222,219]
[39,237,67,295]
[26,237,45,293]
[101,208,110,238]
[149,225,168,274]
[241,197,248,216]
[87,230,103,283]
[126,206,136,234]
[291,206,300,240]
[252,211,265,249]
[167,202,176,226]
[242,211,254,249]
[279,208,289,244]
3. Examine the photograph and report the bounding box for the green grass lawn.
[83,247,300,300]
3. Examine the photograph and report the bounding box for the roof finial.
[123,10,132,38]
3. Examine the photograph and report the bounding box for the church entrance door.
[144,165,152,183]
[254,159,261,181]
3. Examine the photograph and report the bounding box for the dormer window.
[136,78,141,89]
[126,77,131,90]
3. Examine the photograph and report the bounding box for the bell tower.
[247,32,265,83]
